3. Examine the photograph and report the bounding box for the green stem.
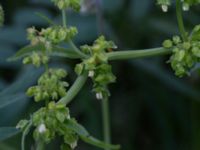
[62,9,67,28]
[107,47,172,61]
[176,0,187,41]
[21,121,32,150]
[61,9,88,58]
[36,141,45,150]
[58,71,88,105]
[68,40,88,58]
[102,98,111,150]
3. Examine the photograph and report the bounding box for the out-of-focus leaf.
[0,127,19,141]
[0,66,43,97]
[0,94,26,110]
[131,60,200,100]
[35,12,55,25]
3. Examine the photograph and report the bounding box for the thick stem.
[58,71,88,105]
[102,98,111,150]
[107,47,172,61]
[176,0,187,41]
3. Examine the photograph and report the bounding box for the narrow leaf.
[0,127,19,141]
[51,46,80,59]
[80,136,120,150]
[66,120,120,149]
[7,43,45,62]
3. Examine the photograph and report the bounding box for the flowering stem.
[107,47,172,61]
[102,97,111,150]
[61,10,88,59]
[58,71,88,105]
[21,121,32,150]
[176,0,187,41]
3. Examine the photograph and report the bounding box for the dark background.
[0,0,200,149]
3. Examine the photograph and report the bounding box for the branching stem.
[62,9,88,58]
[176,0,187,41]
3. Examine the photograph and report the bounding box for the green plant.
[1,0,200,149]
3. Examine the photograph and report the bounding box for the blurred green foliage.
[0,0,200,149]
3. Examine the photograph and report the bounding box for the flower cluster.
[23,52,49,67]
[51,0,81,11]
[23,25,77,67]
[75,36,117,99]
[157,0,200,12]
[163,25,200,77]
[17,102,78,150]
[27,26,77,46]
[26,68,68,102]
[41,26,78,44]
[0,4,4,27]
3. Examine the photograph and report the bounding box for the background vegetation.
[0,0,200,149]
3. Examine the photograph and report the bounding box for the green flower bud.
[183,42,191,50]
[163,39,173,48]
[75,63,84,75]
[157,0,171,12]
[31,52,41,67]
[175,50,185,62]
[23,57,31,64]
[192,47,200,57]
[172,36,181,44]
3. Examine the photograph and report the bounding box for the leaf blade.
[0,127,20,141]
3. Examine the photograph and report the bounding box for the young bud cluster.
[41,26,78,44]
[26,68,68,102]
[163,25,200,77]
[51,0,81,11]
[26,102,78,149]
[75,36,117,99]
[23,52,49,67]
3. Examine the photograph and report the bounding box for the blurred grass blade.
[66,120,120,149]
[0,94,26,110]
[0,127,19,141]
[35,12,55,25]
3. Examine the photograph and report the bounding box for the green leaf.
[0,127,19,141]
[8,44,81,62]
[66,120,89,136]
[0,94,26,110]
[80,136,120,150]
[35,12,55,25]
[7,43,45,62]
[51,46,80,59]
[66,120,120,150]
